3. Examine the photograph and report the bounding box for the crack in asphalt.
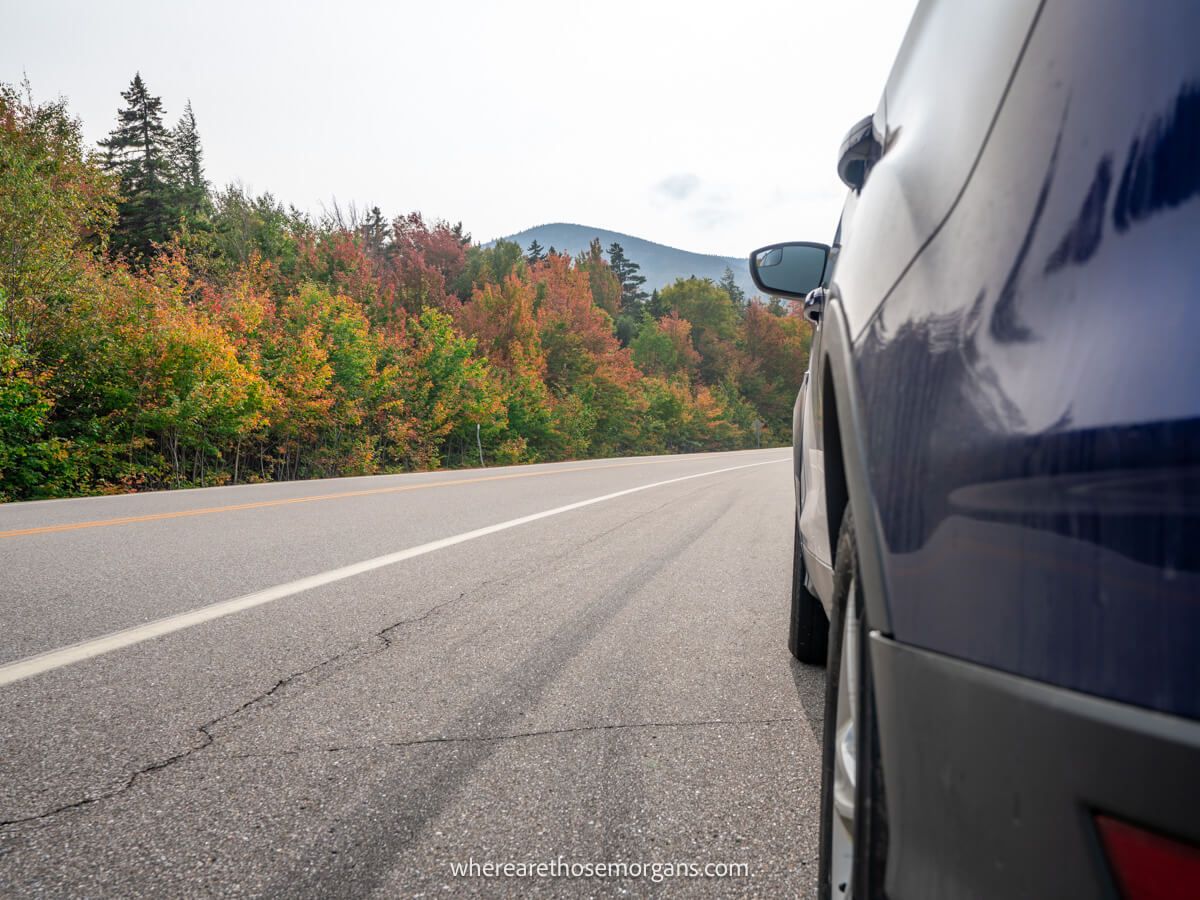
[0,583,493,830]
[217,716,801,760]
[0,479,745,832]
[0,653,329,829]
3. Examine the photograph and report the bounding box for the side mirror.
[748,242,829,300]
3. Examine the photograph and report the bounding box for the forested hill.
[494,224,755,298]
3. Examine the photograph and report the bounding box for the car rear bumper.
[871,633,1200,899]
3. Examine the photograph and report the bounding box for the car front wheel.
[818,510,888,899]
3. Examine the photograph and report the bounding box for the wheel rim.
[830,578,860,897]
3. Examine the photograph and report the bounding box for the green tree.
[718,265,745,305]
[99,73,178,260]
[659,276,739,383]
[399,308,506,468]
[210,186,308,280]
[631,313,700,378]
[454,240,525,298]
[359,205,390,261]
[0,343,72,500]
[526,239,546,264]
[606,241,648,315]
[647,287,668,318]
[169,100,208,224]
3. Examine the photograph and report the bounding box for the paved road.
[0,449,826,897]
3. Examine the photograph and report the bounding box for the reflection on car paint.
[850,36,1200,717]
[1114,83,1200,231]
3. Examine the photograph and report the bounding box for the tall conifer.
[99,73,176,259]
[170,99,208,222]
[606,241,649,315]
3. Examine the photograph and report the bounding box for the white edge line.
[0,457,788,687]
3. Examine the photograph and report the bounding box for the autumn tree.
[0,83,116,347]
[530,254,622,392]
[455,271,540,370]
[0,84,120,498]
[738,300,811,430]
[135,257,271,485]
[296,229,382,318]
[575,238,621,318]
[377,212,467,316]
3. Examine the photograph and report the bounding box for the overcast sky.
[3,0,918,256]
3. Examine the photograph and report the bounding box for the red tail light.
[1096,814,1200,900]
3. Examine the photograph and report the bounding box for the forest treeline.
[0,76,811,501]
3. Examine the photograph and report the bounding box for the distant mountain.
[490,223,756,298]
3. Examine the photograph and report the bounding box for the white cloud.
[655,173,701,202]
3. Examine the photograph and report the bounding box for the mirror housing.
[838,114,883,190]
[748,241,830,300]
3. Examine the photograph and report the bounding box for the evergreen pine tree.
[99,73,178,260]
[170,100,208,218]
[360,205,390,259]
[719,265,746,306]
[526,239,546,264]
[607,241,649,316]
[647,287,668,319]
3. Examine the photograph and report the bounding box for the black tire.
[789,519,829,664]
[817,509,888,899]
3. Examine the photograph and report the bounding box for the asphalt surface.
[0,448,827,897]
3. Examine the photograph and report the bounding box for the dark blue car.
[749,1,1200,897]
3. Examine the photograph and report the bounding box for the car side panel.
[854,0,1200,718]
